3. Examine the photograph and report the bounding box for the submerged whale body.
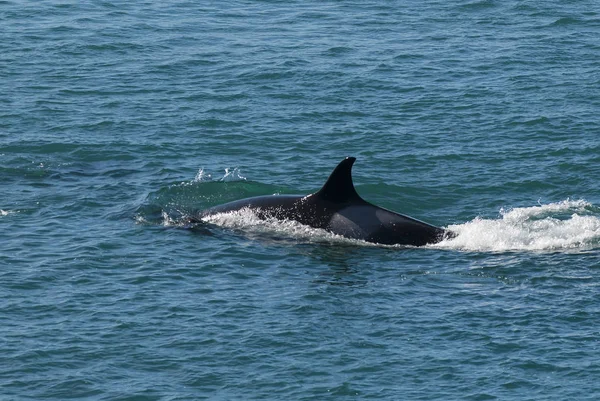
[195,157,454,246]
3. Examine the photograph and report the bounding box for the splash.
[193,167,246,183]
[221,167,246,182]
[193,168,212,183]
[195,200,600,252]
[201,208,373,246]
[435,199,600,252]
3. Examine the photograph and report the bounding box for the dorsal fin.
[314,157,362,203]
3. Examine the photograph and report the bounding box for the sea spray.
[201,207,366,245]
[199,200,600,251]
[436,200,600,251]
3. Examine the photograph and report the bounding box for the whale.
[193,157,454,246]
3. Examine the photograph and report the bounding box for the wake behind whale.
[435,199,600,252]
[180,158,600,251]
[197,199,600,251]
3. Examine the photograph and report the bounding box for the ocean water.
[2,1,600,400]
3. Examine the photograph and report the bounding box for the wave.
[167,198,600,252]
[436,199,600,252]
[201,208,372,246]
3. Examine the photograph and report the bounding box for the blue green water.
[2,1,600,399]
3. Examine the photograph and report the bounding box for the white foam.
[435,199,600,252]
[1,209,15,217]
[161,210,182,227]
[199,200,600,252]
[134,214,149,224]
[201,208,372,246]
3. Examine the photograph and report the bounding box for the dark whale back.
[197,157,452,246]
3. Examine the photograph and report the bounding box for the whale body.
[194,157,454,246]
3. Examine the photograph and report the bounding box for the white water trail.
[435,199,600,252]
[201,208,372,246]
[199,200,600,252]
